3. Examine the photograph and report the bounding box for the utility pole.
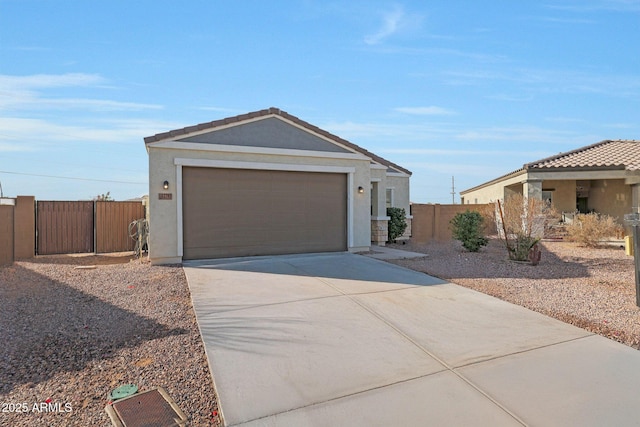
[451,176,456,204]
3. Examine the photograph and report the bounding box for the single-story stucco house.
[460,139,640,224]
[144,107,411,265]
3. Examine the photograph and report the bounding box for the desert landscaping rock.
[2,238,637,425]
[391,238,639,349]
[0,254,221,427]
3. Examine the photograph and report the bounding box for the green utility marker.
[109,384,138,401]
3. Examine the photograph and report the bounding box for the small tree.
[450,210,488,252]
[566,213,624,247]
[387,207,407,242]
[94,191,113,201]
[492,194,557,262]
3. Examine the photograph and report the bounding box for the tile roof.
[144,107,412,175]
[526,139,640,171]
[460,139,640,195]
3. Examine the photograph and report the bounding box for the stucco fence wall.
[411,203,493,244]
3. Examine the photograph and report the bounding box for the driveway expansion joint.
[186,253,640,427]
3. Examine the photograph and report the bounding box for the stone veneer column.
[371,219,388,246]
[398,216,412,240]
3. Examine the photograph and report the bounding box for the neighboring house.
[460,139,640,224]
[144,107,411,264]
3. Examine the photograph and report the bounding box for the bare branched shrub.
[566,213,624,247]
[490,194,559,262]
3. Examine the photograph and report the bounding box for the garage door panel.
[182,167,347,259]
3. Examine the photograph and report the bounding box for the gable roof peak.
[144,107,412,175]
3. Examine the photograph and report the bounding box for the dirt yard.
[389,238,640,349]
[0,254,221,426]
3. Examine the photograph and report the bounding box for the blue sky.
[1,1,639,202]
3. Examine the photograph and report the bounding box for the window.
[542,190,553,205]
[386,188,394,208]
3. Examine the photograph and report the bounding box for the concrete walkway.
[184,253,640,426]
[361,245,428,260]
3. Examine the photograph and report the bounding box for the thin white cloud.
[536,16,595,24]
[322,120,452,141]
[454,125,598,145]
[0,72,177,154]
[323,119,598,147]
[395,106,456,115]
[0,117,184,148]
[544,116,587,123]
[0,73,162,112]
[0,73,105,89]
[364,5,424,45]
[546,0,640,13]
[443,68,640,97]
[365,6,405,45]
[403,161,506,177]
[603,122,637,129]
[197,106,245,113]
[13,98,162,111]
[486,94,534,102]
[0,142,35,152]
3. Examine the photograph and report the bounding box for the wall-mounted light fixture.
[358,186,364,194]
[163,180,169,190]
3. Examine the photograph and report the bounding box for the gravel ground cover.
[390,238,640,349]
[0,254,221,426]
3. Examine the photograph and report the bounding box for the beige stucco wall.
[588,179,631,221]
[148,145,373,264]
[461,171,527,204]
[386,174,411,214]
[462,168,637,227]
[543,179,575,213]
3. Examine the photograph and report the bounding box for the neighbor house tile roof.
[526,139,640,171]
[144,107,412,175]
[460,139,640,195]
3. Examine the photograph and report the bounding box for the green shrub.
[566,213,624,247]
[450,210,488,252]
[387,207,408,242]
[509,234,540,261]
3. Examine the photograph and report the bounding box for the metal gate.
[36,201,94,255]
[36,201,146,255]
[95,201,145,253]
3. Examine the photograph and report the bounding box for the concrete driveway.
[184,252,640,426]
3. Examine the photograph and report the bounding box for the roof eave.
[460,168,527,195]
[528,165,626,173]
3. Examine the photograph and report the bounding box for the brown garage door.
[182,167,347,259]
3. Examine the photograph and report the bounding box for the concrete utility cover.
[185,253,640,427]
